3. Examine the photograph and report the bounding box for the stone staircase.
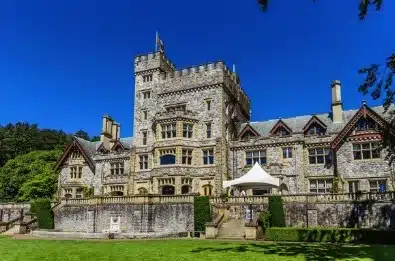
[217,218,245,239]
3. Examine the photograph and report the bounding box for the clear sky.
[1,0,394,138]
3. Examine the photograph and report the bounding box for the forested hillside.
[0,123,95,202]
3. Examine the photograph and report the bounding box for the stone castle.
[55,50,394,199]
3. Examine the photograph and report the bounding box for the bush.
[266,227,395,244]
[194,196,212,232]
[268,196,285,227]
[258,211,270,231]
[31,198,54,229]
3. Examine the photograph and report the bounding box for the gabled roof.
[238,124,260,139]
[269,119,292,135]
[55,137,99,171]
[302,115,327,132]
[55,136,134,170]
[331,104,390,151]
[238,105,393,137]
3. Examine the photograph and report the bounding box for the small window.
[160,154,176,165]
[308,148,332,165]
[142,131,147,145]
[183,123,193,138]
[142,110,148,121]
[353,142,380,160]
[139,155,148,170]
[309,179,332,194]
[348,181,359,193]
[161,123,177,139]
[181,185,191,194]
[277,127,290,137]
[246,151,267,166]
[355,118,376,131]
[282,147,293,159]
[182,149,193,165]
[70,166,83,179]
[206,100,212,111]
[110,162,124,175]
[162,185,175,195]
[306,124,326,136]
[203,149,214,165]
[206,123,212,138]
[203,185,213,196]
[143,74,153,82]
[142,91,151,99]
[369,180,386,192]
[138,187,148,195]
[75,188,83,199]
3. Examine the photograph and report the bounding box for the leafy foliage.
[266,227,395,244]
[75,129,90,140]
[0,150,62,201]
[258,211,271,231]
[0,122,72,167]
[268,196,286,227]
[194,196,212,232]
[257,0,382,20]
[31,198,54,229]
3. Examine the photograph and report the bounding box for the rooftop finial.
[232,64,236,73]
[362,100,366,105]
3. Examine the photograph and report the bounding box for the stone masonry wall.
[0,203,30,222]
[54,203,194,233]
[214,201,395,229]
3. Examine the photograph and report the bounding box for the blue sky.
[1,0,394,138]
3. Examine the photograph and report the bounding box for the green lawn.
[0,236,394,261]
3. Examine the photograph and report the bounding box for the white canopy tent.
[223,162,280,190]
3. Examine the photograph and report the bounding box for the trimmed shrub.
[266,227,395,244]
[258,211,271,231]
[268,196,285,227]
[194,196,212,232]
[31,198,54,229]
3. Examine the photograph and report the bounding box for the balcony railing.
[210,191,395,205]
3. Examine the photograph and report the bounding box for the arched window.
[181,185,191,195]
[202,185,213,196]
[64,193,72,199]
[161,185,175,195]
[160,154,176,165]
[138,187,148,195]
[110,191,124,196]
[279,183,289,195]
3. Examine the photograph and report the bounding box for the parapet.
[134,52,176,73]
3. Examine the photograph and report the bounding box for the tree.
[91,136,101,142]
[74,129,90,140]
[257,0,395,165]
[0,150,61,201]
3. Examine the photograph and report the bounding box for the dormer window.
[307,125,326,136]
[355,118,376,131]
[278,128,290,137]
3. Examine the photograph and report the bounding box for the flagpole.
[155,31,158,52]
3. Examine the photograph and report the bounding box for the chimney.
[100,114,113,148]
[331,80,343,123]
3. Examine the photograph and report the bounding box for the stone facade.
[55,50,394,199]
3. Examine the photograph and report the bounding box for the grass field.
[0,236,394,261]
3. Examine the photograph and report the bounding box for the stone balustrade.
[210,191,395,205]
[61,195,195,206]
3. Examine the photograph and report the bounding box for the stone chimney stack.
[100,114,114,148]
[331,80,343,123]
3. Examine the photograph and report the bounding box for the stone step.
[217,219,245,239]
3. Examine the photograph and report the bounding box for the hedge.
[31,198,54,229]
[268,196,285,227]
[194,196,211,232]
[266,227,395,244]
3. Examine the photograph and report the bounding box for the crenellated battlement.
[134,52,175,73]
[157,60,250,105]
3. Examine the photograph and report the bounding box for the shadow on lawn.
[191,242,393,261]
